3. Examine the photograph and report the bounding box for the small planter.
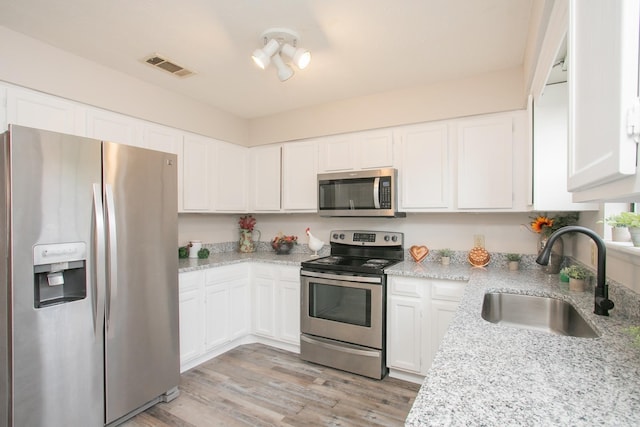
[569,278,585,292]
[441,256,450,266]
[508,261,520,271]
[611,226,630,242]
[629,227,640,247]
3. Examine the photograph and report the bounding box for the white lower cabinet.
[251,264,301,347]
[387,275,466,382]
[178,262,299,372]
[178,271,206,367]
[178,264,250,372]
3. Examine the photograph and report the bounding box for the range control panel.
[330,230,403,247]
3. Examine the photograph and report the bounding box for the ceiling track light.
[251,27,311,81]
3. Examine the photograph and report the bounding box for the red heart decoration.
[410,245,429,263]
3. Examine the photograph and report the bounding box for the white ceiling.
[0,0,535,120]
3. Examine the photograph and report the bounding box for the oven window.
[319,178,376,210]
[309,282,371,327]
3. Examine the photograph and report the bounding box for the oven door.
[300,270,384,349]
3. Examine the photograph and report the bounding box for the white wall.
[247,67,526,146]
[179,212,545,255]
[0,26,249,145]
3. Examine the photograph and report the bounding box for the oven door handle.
[300,269,382,284]
[301,335,380,358]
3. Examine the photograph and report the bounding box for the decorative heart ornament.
[410,245,429,263]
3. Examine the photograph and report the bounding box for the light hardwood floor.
[123,343,420,427]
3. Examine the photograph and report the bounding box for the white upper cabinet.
[318,129,394,173]
[85,107,142,147]
[0,86,7,132]
[318,135,354,172]
[213,141,249,212]
[359,129,395,169]
[250,144,282,212]
[534,83,598,210]
[6,85,83,135]
[396,122,450,210]
[568,0,640,197]
[182,134,213,212]
[282,140,318,211]
[142,123,182,155]
[456,115,515,209]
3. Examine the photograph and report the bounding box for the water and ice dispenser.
[33,242,87,308]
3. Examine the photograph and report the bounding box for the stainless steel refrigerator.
[0,125,180,426]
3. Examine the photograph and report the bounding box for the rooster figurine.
[305,227,324,257]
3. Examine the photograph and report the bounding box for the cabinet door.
[567,0,639,191]
[429,300,459,371]
[228,277,251,340]
[179,289,204,365]
[214,141,249,212]
[252,275,277,338]
[318,135,354,172]
[457,116,513,209]
[387,296,422,373]
[142,124,182,155]
[359,130,394,169]
[0,85,7,132]
[278,267,301,345]
[534,83,598,210]
[282,140,318,211]
[6,86,82,135]
[398,123,450,209]
[182,134,212,211]
[204,284,229,350]
[178,271,205,366]
[251,144,282,211]
[86,108,141,147]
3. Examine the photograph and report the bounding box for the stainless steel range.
[300,230,404,379]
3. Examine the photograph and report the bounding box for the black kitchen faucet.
[536,226,615,316]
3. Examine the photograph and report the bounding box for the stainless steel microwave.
[317,168,405,217]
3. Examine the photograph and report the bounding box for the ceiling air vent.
[143,54,195,78]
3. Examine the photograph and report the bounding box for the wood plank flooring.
[122,343,420,427]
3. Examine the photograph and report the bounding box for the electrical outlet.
[474,234,485,248]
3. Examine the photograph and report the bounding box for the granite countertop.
[386,261,640,426]
[178,251,315,272]
[178,252,640,425]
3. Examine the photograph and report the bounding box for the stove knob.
[392,235,398,242]
[339,233,345,240]
[384,235,390,242]
[332,233,339,240]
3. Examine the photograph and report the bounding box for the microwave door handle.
[373,177,381,209]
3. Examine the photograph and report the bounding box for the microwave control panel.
[379,177,392,208]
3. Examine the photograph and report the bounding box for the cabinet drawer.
[388,277,425,298]
[205,264,246,285]
[179,271,203,293]
[431,280,466,301]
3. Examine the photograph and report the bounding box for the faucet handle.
[595,297,614,316]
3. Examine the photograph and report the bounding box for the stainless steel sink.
[481,292,599,338]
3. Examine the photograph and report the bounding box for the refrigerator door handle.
[105,183,118,332]
[92,183,106,335]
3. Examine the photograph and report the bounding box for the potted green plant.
[438,249,453,265]
[506,253,521,271]
[560,265,590,292]
[614,212,640,246]
[600,213,631,242]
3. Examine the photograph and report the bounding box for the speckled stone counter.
[385,261,640,426]
[178,251,314,272]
